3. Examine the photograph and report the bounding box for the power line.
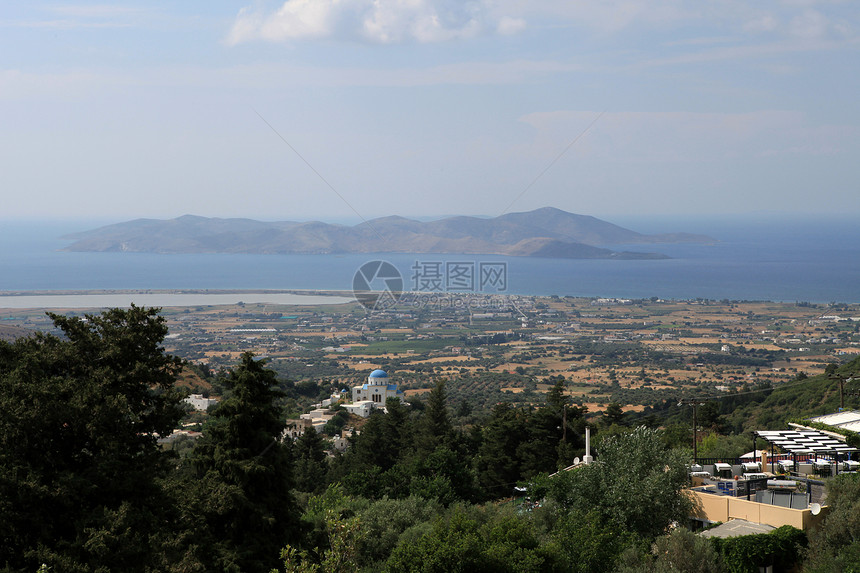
[253,108,387,244]
[499,110,605,217]
[676,374,824,403]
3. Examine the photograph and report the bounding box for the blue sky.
[1,1,858,222]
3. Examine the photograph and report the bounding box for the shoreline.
[0,289,357,310]
[0,288,356,297]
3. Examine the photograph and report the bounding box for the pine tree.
[476,403,528,499]
[602,403,626,427]
[0,306,184,572]
[294,427,328,494]
[415,379,452,455]
[189,352,301,573]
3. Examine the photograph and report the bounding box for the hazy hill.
[639,356,860,436]
[727,359,860,433]
[62,207,713,259]
[0,324,32,342]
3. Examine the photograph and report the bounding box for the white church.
[345,369,404,417]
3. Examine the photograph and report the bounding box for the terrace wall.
[689,488,829,530]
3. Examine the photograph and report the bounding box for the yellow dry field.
[581,403,606,413]
[581,403,646,413]
[348,354,402,360]
[500,387,525,393]
[451,366,487,373]
[640,340,690,347]
[175,367,211,390]
[678,337,726,345]
[293,332,337,338]
[666,370,700,381]
[403,388,433,396]
[406,356,477,364]
[566,372,601,383]
[745,343,786,351]
[536,359,574,372]
[202,350,245,360]
[339,365,386,374]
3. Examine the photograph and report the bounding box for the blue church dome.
[368,369,388,379]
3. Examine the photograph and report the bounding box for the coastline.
[0,289,356,309]
[2,218,859,304]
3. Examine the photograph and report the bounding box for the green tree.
[406,446,481,505]
[545,377,568,413]
[516,406,559,479]
[617,527,725,573]
[697,401,725,433]
[533,427,692,543]
[294,427,328,494]
[696,432,750,460]
[602,402,626,427]
[803,473,860,572]
[275,508,364,573]
[355,495,442,567]
[348,409,400,473]
[0,306,184,572]
[188,352,301,573]
[476,403,528,499]
[548,510,633,573]
[383,505,560,573]
[712,525,806,573]
[415,379,452,455]
[383,396,412,454]
[455,399,473,418]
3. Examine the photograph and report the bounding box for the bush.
[711,525,806,573]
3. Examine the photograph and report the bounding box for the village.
[3,294,858,418]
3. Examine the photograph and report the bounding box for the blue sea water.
[0,217,858,303]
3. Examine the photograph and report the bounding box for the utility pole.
[825,364,855,410]
[562,403,567,443]
[845,390,860,404]
[679,398,707,461]
[828,373,855,410]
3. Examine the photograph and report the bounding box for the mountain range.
[62,207,714,260]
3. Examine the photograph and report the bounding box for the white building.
[343,401,375,418]
[185,394,218,411]
[351,369,404,407]
[299,408,336,432]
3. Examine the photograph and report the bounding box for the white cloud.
[228,0,497,44]
[742,13,779,33]
[259,0,339,41]
[789,9,830,39]
[497,16,526,35]
[226,0,859,47]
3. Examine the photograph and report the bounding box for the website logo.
[352,260,403,311]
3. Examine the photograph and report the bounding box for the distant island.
[62,207,714,260]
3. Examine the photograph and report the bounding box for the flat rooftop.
[699,519,775,538]
[808,410,860,427]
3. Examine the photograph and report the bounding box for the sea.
[1,216,859,307]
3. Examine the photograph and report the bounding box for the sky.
[1,1,858,223]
